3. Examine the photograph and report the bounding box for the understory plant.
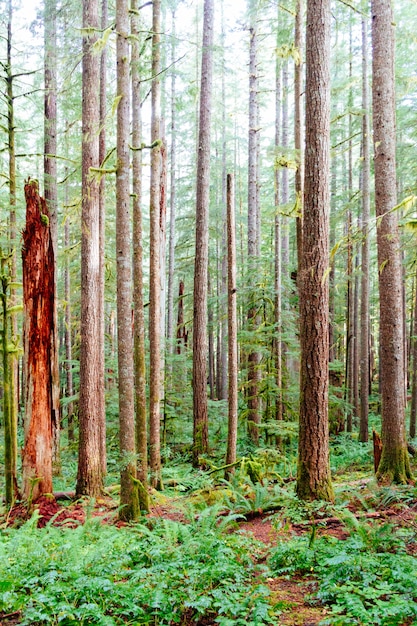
[268,519,417,625]
[0,507,275,626]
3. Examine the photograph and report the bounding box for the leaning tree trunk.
[22,180,55,503]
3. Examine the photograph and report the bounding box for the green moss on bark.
[296,461,334,502]
[376,445,412,484]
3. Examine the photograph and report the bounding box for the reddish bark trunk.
[22,180,55,502]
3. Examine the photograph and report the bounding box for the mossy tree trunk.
[131,0,149,513]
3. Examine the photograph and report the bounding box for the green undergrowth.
[269,516,417,625]
[0,507,275,626]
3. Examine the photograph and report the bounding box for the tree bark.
[274,32,282,424]
[149,0,162,488]
[225,174,238,478]
[98,0,108,476]
[247,0,260,445]
[44,0,60,474]
[296,0,334,502]
[76,0,104,498]
[131,0,148,510]
[22,181,55,502]
[372,0,411,483]
[192,0,214,466]
[5,0,18,506]
[359,13,370,443]
[116,0,139,521]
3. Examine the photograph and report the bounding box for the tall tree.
[371,0,411,483]
[44,0,60,472]
[294,0,304,270]
[166,5,177,364]
[247,0,261,445]
[131,0,149,509]
[3,0,18,505]
[98,0,108,475]
[192,0,214,467]
[274,25,282,424]
[149,0,163,488]
[296,0,334,502]
[359,12,370,443]
[76,0,104,498]
[225,174,238,477]
[116,0,139,520]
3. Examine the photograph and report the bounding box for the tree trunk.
[131,0,149,511]
[225,174,238,478]
[5,0,18,506]
[98,0,108,476]
[149,0,162,488]
[64,211,74,442]
[372,0,411,483]
[247,0,260,445]
[409,264,417,438]
[274,34,282,424]
[166,6,177,368]
[44,0,61,474]
[294,0,304,273]
[22,181,55,502]
[76,0,104,498]
[192,0,214,467]
[296,0,334,502]
[359,14,370,443]
[116,0,139,521]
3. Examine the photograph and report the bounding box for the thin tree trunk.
[274,35,282,424]
[359,14,370,443]
[281,57,289,272]
[166,7,177,364]
[22,181,55,503]
[131,0,148,509]
[409,264,417,438]
[116,0,139,521]
[247,0,260,445]
[149,0,163,488]
[296,0,334,502]
[219,1,228,401]
[64,211,74,442]
[372,0,411,483]
[225,174,238,478]
[192,0,214,466]
[98,0,108,476]
[294,0,304,271]
[44,0,60,474]
[6,0,18,506]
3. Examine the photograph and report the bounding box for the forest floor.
[3,483,417,626]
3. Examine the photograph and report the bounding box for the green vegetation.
[1,431,417,625]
